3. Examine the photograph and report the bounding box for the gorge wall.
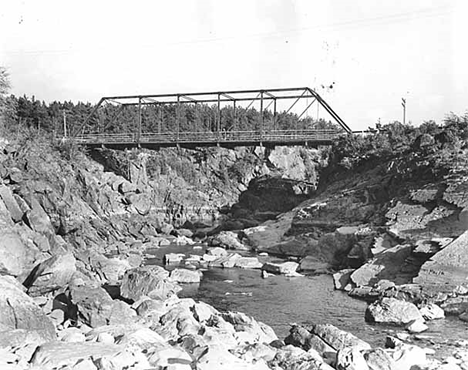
[0,131,327,284]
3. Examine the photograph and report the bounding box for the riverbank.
[1,121,468,369]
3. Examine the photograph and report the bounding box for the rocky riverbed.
[1,125,468,369]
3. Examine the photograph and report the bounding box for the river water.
[146,244,468,353]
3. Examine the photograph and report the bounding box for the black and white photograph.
[0,1,467,369]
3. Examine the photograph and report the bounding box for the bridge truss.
[74,87,351,149]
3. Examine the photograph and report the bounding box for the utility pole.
[401,98,406,125]
[63,111,67,137]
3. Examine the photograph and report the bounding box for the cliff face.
[92,145,326,227]
[0,131,326,282]
[3,125,468,297]
[244,128,468,295]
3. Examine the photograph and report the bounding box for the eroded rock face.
[414,230,468,294]
[0,275,56,341]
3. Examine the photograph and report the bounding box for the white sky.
[0,0,467,130]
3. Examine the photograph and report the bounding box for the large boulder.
[336,347,369,370]
[0,275,56,342]
[0,230,29,276]
[311,324,371,352]
[68,286,114,328]
[30,341,122,368]
[212,231,249,250]
[262,261,299,275]
[414,230,468,293]
[170,268,202,283]
[234,257,263,269]
[208,253,242,268]
[120,266,180,301]
[89,254,132,283]
[25,252,76,296]
[350,244,412,287]
[0,184,23,222]
[365,298,424,325]
[221,311,277,344]
[24,197,55,235]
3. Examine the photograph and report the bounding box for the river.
[146,243,468,354]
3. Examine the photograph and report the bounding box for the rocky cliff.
[1,123,468,369]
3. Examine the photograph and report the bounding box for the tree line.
[0,91,339,137]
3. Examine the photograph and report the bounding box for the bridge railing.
[74,129,343,145]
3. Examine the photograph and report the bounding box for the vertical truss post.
[217,93,221,139]
[260,91,264,138]
[137,97,142,145]
[233,100,237,131]
[158,105,162,134]
[176,95,180,141]
[273,98,277,131]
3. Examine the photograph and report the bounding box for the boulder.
[196,346,269,370]
[350,244,412,287]
[336,347,369,370]
[311,323,371,352]
[333,269,355,291]
[164,253,185,264]
[365,298,424,325]
[207,246,228,257]
[387,342,428,370]
[87,252,134,283]
[262,261,298,275]
[415,230,468,293]
[174,235,195,245]
[299,255,331,273]
[363,348,397,370]
[271,344,334,370]
[419,303,445,320]
[25,252,76,296]
[174,228,193,238]
[108,300,137,325]
[118,180,137,194]
[68,286,114,328]
[30,341,122,368]
[221,311,277,343]
[120,266,174,301]
[170,268,202,283]
[135,298,166,317]
[127,193,152,215]
[0,184,23,222]
[24,197,54,235]
[0,230,29,276]
[212,231,249,250]
[0,276,56,342]
[235,257,263,269]
[208,253,242,268]
[405,320,428,334]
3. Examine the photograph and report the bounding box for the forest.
[0,93,339,137]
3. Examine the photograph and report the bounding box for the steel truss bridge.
[74,87,351,149]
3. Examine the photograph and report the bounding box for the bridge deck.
[75,130,342,149]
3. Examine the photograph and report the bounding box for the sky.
[0,0,467,131]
